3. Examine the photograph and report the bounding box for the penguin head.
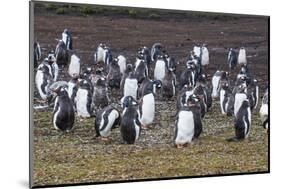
[63,29,70,35]
[122,96,138,108]
[187,94,200,106]
[78,79,91,89]
[153,79,162,89]
[237,83,247,93]
[96,77,107,87]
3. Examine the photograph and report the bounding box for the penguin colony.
[34,29,269,147]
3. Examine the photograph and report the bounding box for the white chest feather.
[76,89,90,117]
[96,47,105,62]
[211,75,221,98]
[69,55,80,77]
[154,60,166,81]
[140,93,155,125]
[220,89,226,114]
[135,58,142,71]
[238,49,247,64]
[201,47,209,66]
[35,70,48,100]
[99,110,118,137]
[175,111,195,144]
[118,55,126,74]
[68,82,76,99]
[124,78,138,99]
[234,93,248,117]
[193,46,201,57]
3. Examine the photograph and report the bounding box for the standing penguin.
[139,46,152,74]
[95,105,120,140]
[151,43,163,62]
[94,43,106,64]
[219,81,233,115]
[120,64,133,92]
[174,94,202,148]
[52,87,75,132]
[138,78,162,99]
[135,59,148,84]
[120,96,141,144]
[176,85,194,111]
[92,77,110,111]
[246,79,259,110]
[68,54,80,78]
[201,44,209,68]
[162,68,176,99]
[68,77,79,108]
[62,29,73,50]
[193,44,202,58]
[117,55,127,74]
[55,40,69,67]
[76,79,93,118]
[179,65,195,90]
[154,55,167,82]
[34,42,41,68]
[227,48,237,70]
[35,63,53,101]
[193,85,207,118]
[227,84,251,141]
[123,72,138,100]
[107,58,122,89]
[139,80,157,129]
[260,88,268,132]
[238,47,247,66]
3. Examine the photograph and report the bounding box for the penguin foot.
[175,144,184,149]
[100,136,110,141]
[141,124,149,130]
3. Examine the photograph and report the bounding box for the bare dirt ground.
[32,4,269,187]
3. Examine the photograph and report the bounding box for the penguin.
[34,42,41,68]
[68,77,79,109]
[227,84,251,141]
[68,54,80,78]
[107,58,122,89]
[120,64,134,92]
[236,65,250,81]
[45,51,59,82]
[154,55,167,82]
[120,96,141,144]
[201,44,209,67]
[55,40,69,67]
[135,59,148,84]
[117,55,127,74]
[62,29,73,50]
[162,68,176,99]
[179,65,195,90]
[151,43,163,62]
[35,63,53,101]
[219,81,233,115]
[176,85,194,111]
[227,48,237,70]
[186,53,201,84]
[94,43,106,64]
[246,79,259,110]
[52,87,75,132]
[259,88,268,132]
[211,70,223,99]
[193,44,202,58]
[174,94,202,148]
[238,47,247,66]
[92,77,109,111]
[123,72,138,100]
[139,80,157,129]
[196,73,212,111]
[139,46,151,73]
[75,79,93,118]
[95,105,120,140]
[103,47,113,67]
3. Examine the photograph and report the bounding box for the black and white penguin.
[227,84,251,141]
[259,88,268,132]
[139,46,151,72]
[151,43,163,62]
[246,79,259,110]
[238,47,247,66]
[123,72,138,100]
[45,51,59,82]
[196,73,212,111]
[179,64,195,90]
[55,40,69,67]
[227,48,237,70]
[135,59,148,84]
[138,78,162,99]
[193,85,207,118]
[62,29,73,50]
[68,54,80,78]
[174,94,202,148]
[219,81,234,115]
[107,58,122,89]
[34,42,41,68]
[120,96,141,144]
[154,55,167,82]
[138,80,157,129]
[120,64,134,92]
[76,79,93,118]
[201,44,209,67]
[117,55,127,74]
[52,87,75,132]
[211,70,228,99]
[92,77,109,111]
[95,105,120,140]
[94,43,106,64]
[162,68,176,99]
[236,65,250,81]
[193,44,202,58]
[35,63,53,101]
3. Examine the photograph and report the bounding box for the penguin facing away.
[92,77,110,111]
[107,58,122,89]
[75,79,93,118]
[162,68,176,99]
[135,59,148,84]
[95,105,120,140]
[52,87,75,132]
[55,40,69,67]
[120,96,141,144]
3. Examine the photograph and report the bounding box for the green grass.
[32,100,268,186]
